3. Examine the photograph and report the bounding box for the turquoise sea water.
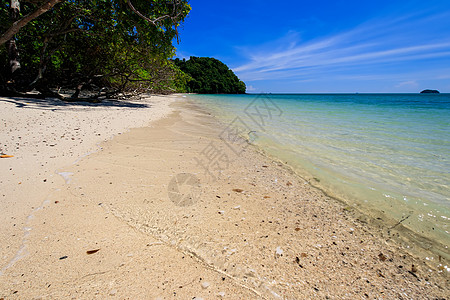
[188,93,450,257]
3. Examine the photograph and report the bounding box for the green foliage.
[173,57,246,94]
[1,0,191,95]
[170,63,193,92]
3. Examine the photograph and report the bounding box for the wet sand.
[0,95,448,298]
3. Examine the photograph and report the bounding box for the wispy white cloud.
[174,50,193,60]
[245,85,256,92]
[233,12,450,84]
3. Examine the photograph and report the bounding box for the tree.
[0,0,63,46]
[0,0,191,99]
[1,0,63,84]
[174,57,246,94]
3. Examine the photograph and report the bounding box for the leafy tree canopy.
[173,56,246,94]
[0,0,191,100]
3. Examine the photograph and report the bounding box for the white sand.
[0,94,175,276]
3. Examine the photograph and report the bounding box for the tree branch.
[126,0,183,26]
[0,0,63,46]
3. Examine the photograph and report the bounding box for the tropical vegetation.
[173,57,246,94]
[0,1,246,100]
[0,0,191,100]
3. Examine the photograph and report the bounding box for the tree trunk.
[7,0,21,80]
[0,0,63,46]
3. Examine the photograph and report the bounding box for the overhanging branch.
[0,0,63,46]
[126,0,183,26]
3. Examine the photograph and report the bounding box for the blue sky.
[175,0,450,93]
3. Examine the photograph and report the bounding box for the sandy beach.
[0,94,448,299]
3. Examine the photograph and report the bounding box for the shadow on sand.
[0,96,151,111]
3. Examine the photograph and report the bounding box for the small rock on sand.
[276,246,284,256]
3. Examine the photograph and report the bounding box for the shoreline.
[187,93,450,265]
[1,95,448,298]
[238,133,450,265]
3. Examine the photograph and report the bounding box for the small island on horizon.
[420,89,440,94]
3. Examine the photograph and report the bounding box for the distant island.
[420,89,440,94]
[173,57,246,94]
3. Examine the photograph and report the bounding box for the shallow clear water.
[188,93,450,253]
